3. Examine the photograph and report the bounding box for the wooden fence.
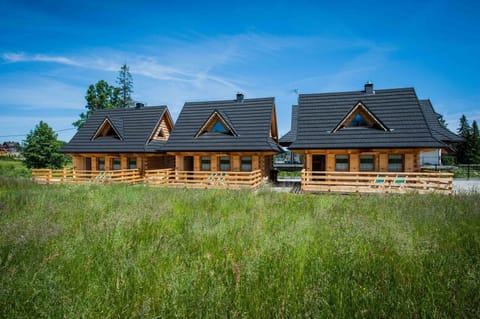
[301,170,453,194]
[31,169,143,184]
[145,169,263,189]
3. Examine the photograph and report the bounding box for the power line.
[0,127,76,139]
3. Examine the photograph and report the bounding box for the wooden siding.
[68,153,174,172]
[170,152,275,178]
[297,148,434,173]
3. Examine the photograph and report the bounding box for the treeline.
[456,115,480,164]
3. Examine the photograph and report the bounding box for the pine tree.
[471,120,480,164]
[117,64,134,108]
[73,80,121,129]
[22,121,68,169]
[438,115,448,128]
[456,115,472,164]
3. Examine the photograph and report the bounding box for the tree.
[438,115,448,128]
[471,120,480,164]
[456,115,471,164]
[73,80,121,129]
[116,64,134,108]
[22,121,68,169]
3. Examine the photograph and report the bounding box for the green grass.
[0,157,30,178]
[1,178,479,318]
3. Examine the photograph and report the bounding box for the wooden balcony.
[145,169,263,189]
[31,169,143,184]
[301,170,453,194]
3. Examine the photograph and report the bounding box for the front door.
[312,155,325,171]
[84,157,92,170]
[183,156,194,171]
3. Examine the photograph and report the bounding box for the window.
[201,156,211,171]
[111,158,121,170]
[211,121,228,133]
[219,156,231,171]
[359,155,375,171]
[388,154,404,172]
[97,157,105,170]
[241,156,252,171]
[335,155,349,171]
[128,157,137,169]
[350,114,368,127]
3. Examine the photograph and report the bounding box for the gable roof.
[289,86,446,150]
[279,105,298,146]
[91,116,124,140]
[331,101,389,133]
[419,99,464,143]
[61,106,172,153]
[163,97,282,152]
[195,110,238,137]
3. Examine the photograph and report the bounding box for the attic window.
[332,102,388,133]
[350,114,368,127]
[196,111,237,137]
[92,118,122,140]
[211,121,229,133]
[150,118,171,141]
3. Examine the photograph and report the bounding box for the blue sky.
[1,0,479,142]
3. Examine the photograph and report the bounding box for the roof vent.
[364,81,374,94]
[135,102,144,109]
[236,92,244,103]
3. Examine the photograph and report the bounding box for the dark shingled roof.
[163,97,282,152]
[289,86,446,150]
[279,105,298,146]
[61,106,171,153]
[419,99,464,143]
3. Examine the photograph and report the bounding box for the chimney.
[364,81,374,94]
[236,92,244,102]
[135,102,144,109]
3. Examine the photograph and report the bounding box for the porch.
[301,170,453,194]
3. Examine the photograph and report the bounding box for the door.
[312,155,325,181]
[312,155,325,171]
[183,156,194,180]
[84,157,92,170]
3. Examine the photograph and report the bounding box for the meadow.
[0,177,479,318]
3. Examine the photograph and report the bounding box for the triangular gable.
[195,110,238,137]
[91,117,124,140]
[149,110,174,142]
[331,101,388,133]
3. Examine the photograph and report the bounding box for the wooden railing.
[301,170,453,194]
[31,169,143,184]
[145,169,264,189]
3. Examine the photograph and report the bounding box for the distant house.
[61,105,174,172]
[163,93,282,181]
[1,141,20,154]
[418,99,463,165]
[283,83,461,174]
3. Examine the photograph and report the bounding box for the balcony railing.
[301,170,453,194]
[145,169,263,189]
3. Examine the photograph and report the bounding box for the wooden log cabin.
[281,83,461,193]
[61,104,175,174]
[161,93,282,187]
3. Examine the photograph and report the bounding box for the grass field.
[1,177,479,318]
[0,157,30,178]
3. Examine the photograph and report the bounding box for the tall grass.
[0,177,479,318]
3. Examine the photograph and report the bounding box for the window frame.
[388,154,404,172]
[219,156,231,171]
[335,154,349,171]
[128,157,137,169]
[359,155,375,172]
[97,157,105,171]
[111,157,121,170]
[201,156,211,171]
[240,156,252,171]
